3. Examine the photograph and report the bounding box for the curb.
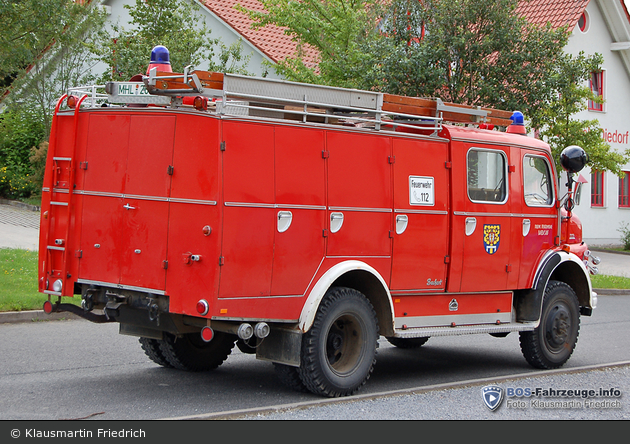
[0,310,79,324]
[590,247,630,256]
[0,199,41,212]
[1,288,628,325]
[593,288,630,296]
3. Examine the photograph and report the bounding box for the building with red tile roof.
[198,0,319,69]
[516,0,591,30]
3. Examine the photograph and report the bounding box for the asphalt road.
[0,294,628,421]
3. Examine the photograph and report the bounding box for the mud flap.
[256,327,302,367]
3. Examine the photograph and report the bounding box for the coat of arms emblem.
[483,224,501,255]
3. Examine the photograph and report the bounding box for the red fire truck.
[39,50,599,397]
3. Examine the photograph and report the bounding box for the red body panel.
[39,104,577,329]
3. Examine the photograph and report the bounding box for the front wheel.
[519,281,580,369]
[299,287,379,397]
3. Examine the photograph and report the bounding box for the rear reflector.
[201,326,214,342]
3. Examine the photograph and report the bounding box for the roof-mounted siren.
[147,45,172,75]
[560,145,589,215]
[506,111,526,135]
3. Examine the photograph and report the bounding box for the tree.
[1,1,107,199]
[372,0,569,113]
[240,0,384,87]
[0,0,102,96]
[92,0,251,82]
[532,52,630,175]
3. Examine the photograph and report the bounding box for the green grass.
[18,195,42,207]
[590,274,630,290]
[0,248,80,312]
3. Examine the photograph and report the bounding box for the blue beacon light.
[506,111,526,135]
[146,45,172,75]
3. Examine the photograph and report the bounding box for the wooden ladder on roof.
[142,67,515,127]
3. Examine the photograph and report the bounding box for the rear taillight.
[196,299,209,316]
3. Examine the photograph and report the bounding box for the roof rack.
[68,67,515,131]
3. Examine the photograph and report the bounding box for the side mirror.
[560,145,589,174]
[560,146,588,214]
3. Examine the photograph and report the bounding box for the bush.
[0,107,47,200]
[619,222,630,250]
[0,165,37,199]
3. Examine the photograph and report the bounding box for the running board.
[394,322,538,338]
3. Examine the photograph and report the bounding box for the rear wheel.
[139,337,173,368]
[158,331,236,372]
[386,337,429,349]
[519,281,580,369]
[274,363,309,393]
[299,287,379,397]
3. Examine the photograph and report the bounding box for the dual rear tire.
[139,331,236,372]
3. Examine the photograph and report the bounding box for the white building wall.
[563,1,630,245]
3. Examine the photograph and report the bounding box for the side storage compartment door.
[326,131,392,279]
[219,120,275,298]
[118,115,175,292]
[390,137,449,292]
[78,114,129,286]
[165,115,222,316]
[78,114,175,293]
[271,126,326,297]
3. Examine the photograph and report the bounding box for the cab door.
[454,144,513,292]
[517,150,557,288]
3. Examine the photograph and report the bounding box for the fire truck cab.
[39,55,598,397]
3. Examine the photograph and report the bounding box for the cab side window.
[523,155,553,206]
[467,149,507,203]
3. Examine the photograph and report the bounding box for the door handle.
[123,203,135,210]
[523,219,531,236]
[330,212,344,233]
[277,211,293,233]
[396,214,408,235]
[465,217,477,236]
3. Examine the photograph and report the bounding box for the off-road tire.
[159,331,236,372]
[386,336,429,349]
[273,363,309,393]
[139,337,173,368]
[519,280,580,369]
[299,287,379,397]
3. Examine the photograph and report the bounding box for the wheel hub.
[545,304,571,349]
